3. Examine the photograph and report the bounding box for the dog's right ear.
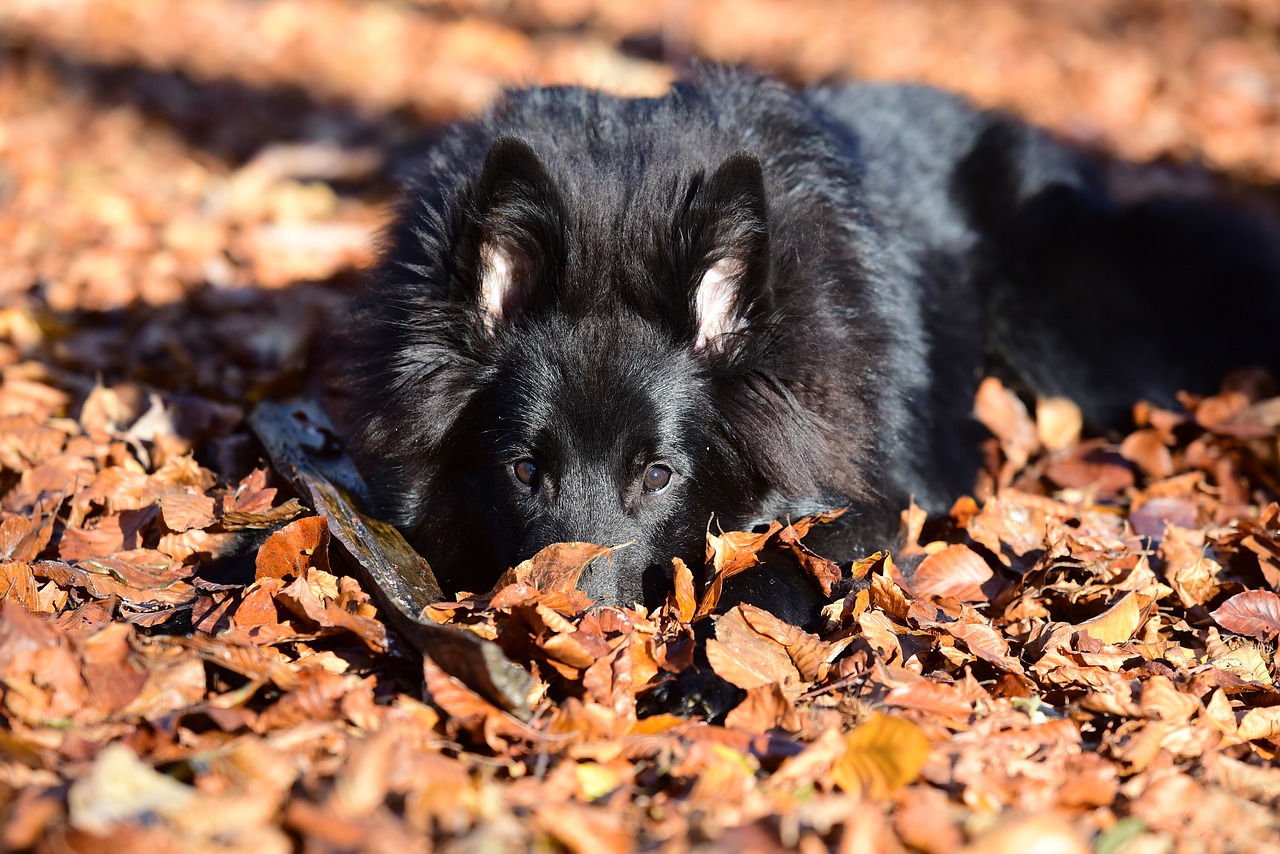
[458,136,567,332]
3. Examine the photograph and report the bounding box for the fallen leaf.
[497,541,614,594]
[1236,705,1280,742]
[909,544,995,602]
[1120,429,1175,479]
[1212,590,1280,641]
[975,377,1038,482]
[670,557,696,622]
[1036,396,1082,452]
[723,683,802,733]
[705,606,801,691]
[1073,592,1153,645]
[256,515,330,580]
[67,744,197,835]
[831,713,930,798]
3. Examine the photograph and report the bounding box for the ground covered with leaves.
[2,2,1280,852]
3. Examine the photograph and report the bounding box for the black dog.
[344,67,1280,623]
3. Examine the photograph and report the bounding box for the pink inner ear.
[479,241,518,332]
[695,258,746,350]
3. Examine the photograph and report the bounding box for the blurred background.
[1,0,1278,430]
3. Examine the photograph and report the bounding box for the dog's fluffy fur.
[344,68,1280,621]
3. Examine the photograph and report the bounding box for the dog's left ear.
[682,152,771,353]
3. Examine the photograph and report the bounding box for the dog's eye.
[513,458,538,486]
[643,464,673,493]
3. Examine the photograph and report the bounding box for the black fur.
[344,68,1280,621]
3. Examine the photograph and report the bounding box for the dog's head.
[354,134,821,606]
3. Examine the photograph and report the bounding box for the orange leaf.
[778,507,847,540]
[831,713,929,798]
[908,544,993,602]
[706,524,780,580]
[158,491,217,533]
[974,377,1038,478]
[1212,591,1280,641]
[724,683,801,734]
[705,606,800,691]
[945,618,1026,676]
[1119,428,1175,479]
[670,557,696,622]
[255,515,330,581]
[869,571,911,621]
[0,560,43,612]
[498,541,614,594]
[1236,705,1280,742]
[882,680,982,726]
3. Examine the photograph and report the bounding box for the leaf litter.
[7,366,1280,852]
[3,1,1280,852]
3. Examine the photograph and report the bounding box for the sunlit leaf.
[909,544,994,602]
[1212,590,1280,641]
[831,713,929,798]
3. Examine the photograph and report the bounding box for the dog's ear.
[460,136,567,332]
[681,152,770,354]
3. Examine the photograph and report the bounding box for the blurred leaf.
[831,713,929,798]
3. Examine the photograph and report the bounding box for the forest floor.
[2,1,1280,851]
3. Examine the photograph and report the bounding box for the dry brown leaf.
[945,618,1026,677]
[58,509,157,561]
[498,541,614,594]
[974,377,1039,481]
[0,601,93,724]
[882,680,983,727]
[39,552,194,608]
[831,713,930,798]
[1131,497,1200,540]
[723,683,802,733]
[75,622,149,719]
[0,560,43,611]
[870,570,912,621]
[530,801,633,854]
[582,642,638,727]
[962,813,1089,854]
[256,668,353,732]
[1036,396,1082,452]
[777,523,842,595]
[856,608,904,662]
[670,556,697,622]
[1203,751,1280,803]
[706,523,779,578]
[158,491,217,532]
[220,469,303,529]
[1120,429,1175,479]
[1203,641,1273,688]
[1159,524,1223,608]
[1236,705,1280,742]
[67,743,197,835]
[909,544,995,603]
[255,515,330,581]
[0,513,56,563]
[705,606,801,691]
[1073,592,1153,645]
[1212,590,1280,641]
